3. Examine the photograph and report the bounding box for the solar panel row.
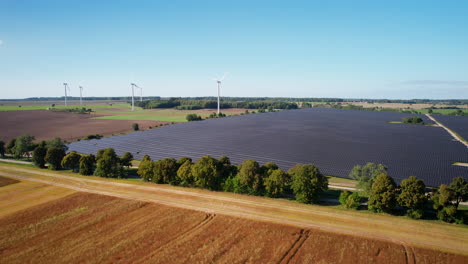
[68,108,468,187]
[433,114,468,143]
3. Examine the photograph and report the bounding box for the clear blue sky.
[1,0,467,99]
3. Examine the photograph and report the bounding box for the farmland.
[69,108,468,186]
[0,166,467,263]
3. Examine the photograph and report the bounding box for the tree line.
[135,98,299,110]
[137,155,328,203]
[2,135,466,225]
[346,162,467,224]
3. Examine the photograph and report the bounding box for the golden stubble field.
[0,169,467,264]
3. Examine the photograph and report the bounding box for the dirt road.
[0,164,467,256]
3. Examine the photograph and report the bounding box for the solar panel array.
[433,114,468,143]
[68,108,468,187]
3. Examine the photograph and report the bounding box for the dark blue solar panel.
[433,115,468,142]
[68,108,468,187]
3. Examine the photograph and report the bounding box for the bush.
[132,123,139,131]
[79,154,96,175]
[368,173,397,213]
[339,190,351,205]
[288,164,328,204]
[345,192,361,209]
[186,114,203,121]
[402,116,424,124]
[406,209,424,220]
[45,147,66,170]
[61,152,81,172]
[6,138,16,155]
[82,134,103,140]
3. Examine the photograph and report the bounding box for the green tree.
[288,164,328,204]
[177,157,192,166]
[153,158,178,184]
[0,140,5,158]
[137,155,154,182]
[46,137,68,151]
[45,147,66,170]
[191,155,220,190]
[120,152,134,168]
[349,163,387,195]
[177,160,194,186]
[402,116,424,124]
[449,177,468,209]
[186,114,202,121]
[397,176,426,218]
[432,184,453,211]
[79,154,96,175]
[218,156,236,183]
[260,162,279,177]
[344,192,361,209]
[61,152,82,172]
[237,160,263,194]
[94,148,124,178]
[6,138,16,155]
[368,173,397,213]
[264,169,289,197]
[32,145,47,168]
[13,134,35,158]
[339,190,351,205]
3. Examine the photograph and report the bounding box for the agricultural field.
[0,168,466,263]
[69,108,468,187]
[0,110,169,142]
[340,101,468,111]
[0,100,254,142]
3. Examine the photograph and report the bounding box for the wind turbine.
[130,83,140,111]
[63,83,70,107]
[138,86,143,102]
[212,73,228,115]
[79,86,84,106]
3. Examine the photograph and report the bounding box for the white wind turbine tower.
[138,86,143,102]
[213,73,228,115]
[63,83,70,107]
[130,83,140,111]
[79,86,84,106]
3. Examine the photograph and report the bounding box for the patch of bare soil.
[0,110,169,142]
[0,176,19,187]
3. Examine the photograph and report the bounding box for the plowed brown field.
[0,110,168,142]
[0,174,466,264]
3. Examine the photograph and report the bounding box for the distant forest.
[0,96,466,104]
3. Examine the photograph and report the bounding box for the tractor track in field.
[278,229,311,264]
[134,213,216,264]
[1,165,468,257]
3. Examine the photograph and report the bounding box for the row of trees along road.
[138,155,328,203]
[346,162,468,223]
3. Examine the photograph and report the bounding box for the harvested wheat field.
[0,176,19,187]
[0,110,169,142]
[0,176,466,264]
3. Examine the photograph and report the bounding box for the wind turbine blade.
[219,72,229,81]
